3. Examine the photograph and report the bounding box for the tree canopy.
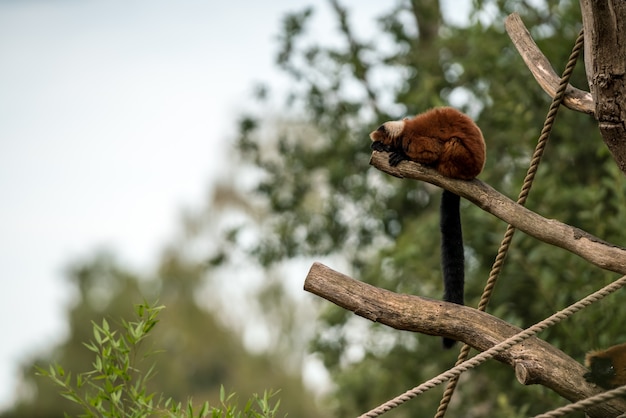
[219,0,626,415]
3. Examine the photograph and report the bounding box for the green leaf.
[60,391,81,404]
[198,401,209,417]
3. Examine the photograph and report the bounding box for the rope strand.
[532,384,626,418]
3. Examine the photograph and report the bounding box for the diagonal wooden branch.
[504,13,594,115]
[303,262,626,417]
[370,151,626,275]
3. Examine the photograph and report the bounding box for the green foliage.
[5,252,321,418]
[37,302,283,418]
[211,0,626,416]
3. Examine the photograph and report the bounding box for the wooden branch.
[370,151,626,275]
[504,13,594,115]
[580,0,626,176]
[304,262,626,417]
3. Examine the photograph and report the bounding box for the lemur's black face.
[584,356,616,389]
[370,140,390,152]
[370,125,388,149]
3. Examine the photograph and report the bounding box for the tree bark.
[580,0,626,175]
[504,13,594,114]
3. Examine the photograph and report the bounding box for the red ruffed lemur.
[584,342,626,389]
[370,107,486,348]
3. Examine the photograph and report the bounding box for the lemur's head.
[585,343,626,389]
[369,120,405,149]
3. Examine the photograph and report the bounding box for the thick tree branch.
[580,0,626,176]
[370,151,626,275]
[504,13,594,115]
[303,262,626,417]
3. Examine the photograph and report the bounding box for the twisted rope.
[532,384,626,418]
[434,28,585,418]
[358,274,626,418]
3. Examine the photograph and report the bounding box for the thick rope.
[433,28,585,418]
[358,274,626,418]
[532,384,626,418]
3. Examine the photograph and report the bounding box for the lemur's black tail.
[440,189,464,349]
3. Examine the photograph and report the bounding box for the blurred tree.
[200,0,626,416]
[3,250,322,418]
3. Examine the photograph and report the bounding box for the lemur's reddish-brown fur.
[585,342,626,389]
[369,107,485,348]
[369,106,486,179]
